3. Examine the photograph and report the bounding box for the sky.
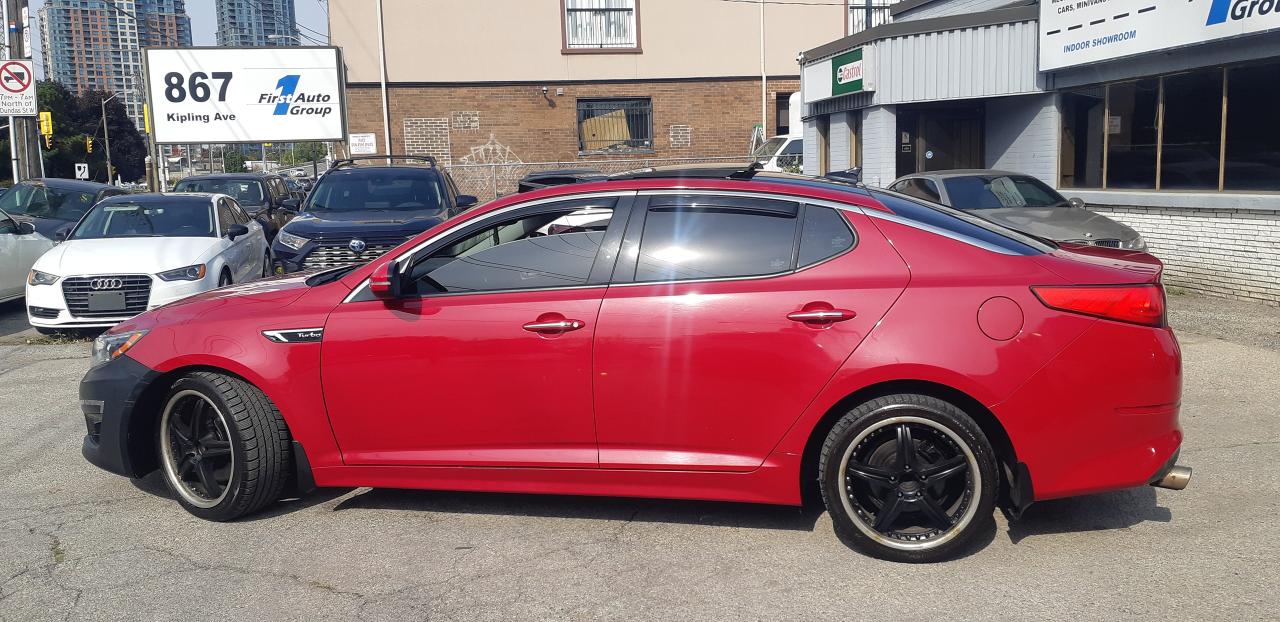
[28,0,332,77]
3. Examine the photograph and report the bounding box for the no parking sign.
[0,60,35,116]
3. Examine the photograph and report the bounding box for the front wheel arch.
[799,379,1018,508]
[127,365,307,488]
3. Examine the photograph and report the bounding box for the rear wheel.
[819,394,997,563]
[157,371,291,521]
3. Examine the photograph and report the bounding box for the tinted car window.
[895,178,942,203]
[942,175,1067,209]
[216,202,235,236]
[798,206,855,266]
[868,190,1052,255]
[307,169,445,213]
[71,200,215,239]
[409,200,616,294]
[174,179,266,205]
[635,196,799,282]
[0,183,98,221]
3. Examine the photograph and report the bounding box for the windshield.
[0,183,98,221]
[70,201,215,240]
[305,169,445,212]
[174,179,266,205]
[942,175,1069,209]
[751,137,787,158]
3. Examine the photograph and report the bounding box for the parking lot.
[0,293,1277,621]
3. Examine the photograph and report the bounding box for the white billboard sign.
[1040,0,1280,71]
[145,47,345,144]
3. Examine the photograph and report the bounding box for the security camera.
[541,86,549,95]
[796,51,806,63]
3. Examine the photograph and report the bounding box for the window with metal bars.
[564,0,638,50]
[576,98,653,153]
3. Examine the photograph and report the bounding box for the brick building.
[329,0,842,169]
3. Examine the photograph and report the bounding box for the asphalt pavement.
[0,293,1277,621]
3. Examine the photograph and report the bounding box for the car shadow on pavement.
[333,488,828,533]
[1006,486,1171,544]
[129,470,356,520]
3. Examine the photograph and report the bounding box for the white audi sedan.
[25,193,270,333]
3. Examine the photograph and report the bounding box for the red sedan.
[79,165,1189,562]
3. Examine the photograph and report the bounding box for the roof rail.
[329,155,439,170]
[609,161,762,181]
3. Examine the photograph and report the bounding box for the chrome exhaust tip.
[1152,465,1192,490]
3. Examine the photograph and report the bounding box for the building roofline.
[801,4,1039,63]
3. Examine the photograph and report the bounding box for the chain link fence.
[444,156,756,202]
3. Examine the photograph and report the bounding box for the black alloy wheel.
[157,372,293,521]
[161,390,235,508]
[820,394,997,563]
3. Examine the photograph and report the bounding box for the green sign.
[831,48,866,96]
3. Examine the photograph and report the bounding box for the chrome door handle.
[787,309,856,323]
[522,319,586,333]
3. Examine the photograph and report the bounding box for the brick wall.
[1092,206,1280,306]
[343,78,799,164]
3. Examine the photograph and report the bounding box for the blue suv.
[271,156,478,273]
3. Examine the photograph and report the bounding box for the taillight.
[1031,285,1166,327]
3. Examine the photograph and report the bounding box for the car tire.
[261,252,271,278]
[156,371,292,521]
[218,270,232,288]
[819,393,997,563]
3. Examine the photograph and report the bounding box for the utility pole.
[3,0,39,182]
[102,93,117,184]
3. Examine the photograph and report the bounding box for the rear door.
[591,192,910,471]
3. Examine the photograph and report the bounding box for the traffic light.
[86,137,93,154]
[44,135,51,149]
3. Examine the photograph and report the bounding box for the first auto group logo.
[260,75,335,117]
[1206,0,1279,24]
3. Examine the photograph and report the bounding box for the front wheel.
[157,372,292,521]
[819,394,998,563]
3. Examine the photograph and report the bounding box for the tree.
[1,80,150,184]
[223,150,247,173]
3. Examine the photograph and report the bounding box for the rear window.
[174,179,266,205]
[942,175,1067,209]
[867,189,1053,256]
[306,169,445,213]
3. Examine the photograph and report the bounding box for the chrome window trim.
[342,191,635,303]
[342,187,1022,303]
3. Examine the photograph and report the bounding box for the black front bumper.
[79,355,161,478]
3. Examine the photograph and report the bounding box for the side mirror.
[55,228,70,241]
[226,223,250,240]
[368,261,403,300]
[280,198,300,211]
[1068,197,1086,209]
[16,221,35,235]
[456,195,479,209]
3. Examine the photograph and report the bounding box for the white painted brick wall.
[1091,205,1280,305]
[829,112,853,171]
[985,94,1058,186]
[860,105,897,187]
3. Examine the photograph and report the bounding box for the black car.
[271,156,478,273]
[0,178,127,242]
[173,173,297,240]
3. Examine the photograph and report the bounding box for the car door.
[591,192,910,471]
[215,199,252,282]
[0,212,22,299]
[229,199,266,276]
[320,194,632,467]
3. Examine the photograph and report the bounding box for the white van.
[753,92,803,172]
